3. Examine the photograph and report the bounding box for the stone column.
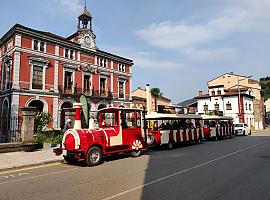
[20,107,37,143]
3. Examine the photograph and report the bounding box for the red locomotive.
[54,103,145,166]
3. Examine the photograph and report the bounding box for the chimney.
[198,90,203,97]
[73,102,82,129]
[146,84,151,114]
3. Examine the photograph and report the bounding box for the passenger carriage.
[54,104,146,166]
[145,113,203,150]
[202,115,234,140]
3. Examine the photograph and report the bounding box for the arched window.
[2,100,9,131]
[28,100,44,112]
[98,104,106,110]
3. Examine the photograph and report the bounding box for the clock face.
[84,36,91,44]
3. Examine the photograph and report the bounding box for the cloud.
[134,0,270,62]
[184,47,239,62]
[50,0,83,17]
[59,0,82,13]
[135,11,248,50]
[133,56,183,70]
[102,45,183,70]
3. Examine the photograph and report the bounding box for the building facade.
[207,72,264,130]
[0,7,133,130]
[196,86,255,128]
[132,87,172,113]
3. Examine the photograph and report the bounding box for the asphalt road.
[1,132,270,200]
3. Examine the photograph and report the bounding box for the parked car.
[233,123,251,136]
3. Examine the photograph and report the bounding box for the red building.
[0,7,133,130]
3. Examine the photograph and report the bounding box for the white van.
[233,123,251,136]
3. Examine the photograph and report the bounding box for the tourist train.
[54,103,146,166]
[145,113,234,149]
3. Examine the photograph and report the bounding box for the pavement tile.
[0,146,63,171]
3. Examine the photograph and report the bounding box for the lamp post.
[238,76,242,123]
[237,75,252,123]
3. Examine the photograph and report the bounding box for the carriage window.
[101,111,118,127]
[209,120,216,127]
[121,111,135,129]
[136,111,141,128]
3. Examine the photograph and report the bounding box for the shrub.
[34,112,53,134]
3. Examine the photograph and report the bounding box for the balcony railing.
[32,83,43,90]
[58,85,113,100]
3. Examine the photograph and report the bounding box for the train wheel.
[85,146,102,167]
[167,141,174,150]
[64,156,78,164]
[130,149,142,157]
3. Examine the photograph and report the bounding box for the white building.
[196,86,255,128]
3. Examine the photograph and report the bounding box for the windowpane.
[32,65,43,89]
[214,103,219,111]
[34,40,39,50]
[65,49,69,58]
[40,42,44,52]
[226,103,232,110]
[101,111,118,127]
[119,82,124,98]
[70,50,74,59]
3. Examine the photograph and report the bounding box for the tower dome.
[77,6,92,30]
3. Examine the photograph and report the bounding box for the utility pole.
[238,76,242,123]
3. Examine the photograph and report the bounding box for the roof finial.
[84,0,87,9]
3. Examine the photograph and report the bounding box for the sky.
[0,0,269,103]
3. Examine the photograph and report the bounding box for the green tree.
[260,77,270,100]
[150,88,163,112]
[150,88,163,97]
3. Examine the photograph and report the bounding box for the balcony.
[32,83,43,90]
[58,85,113,100]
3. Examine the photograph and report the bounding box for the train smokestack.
[73,102,82,129]
[146,84,151,114]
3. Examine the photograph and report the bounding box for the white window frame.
[118,63,125,72]
[64,49,75,60]
[118,80,126,99]
[30,62,46,91]
[63,68,75,93]
[82,72,92,95]
[99,76,107,94]
[32,39,46,53]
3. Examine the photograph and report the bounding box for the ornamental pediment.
[82,64,96,73]
[28,56,50,64]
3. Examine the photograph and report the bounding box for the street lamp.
[237,75,252,123]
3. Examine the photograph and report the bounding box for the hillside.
[260,76,270,100]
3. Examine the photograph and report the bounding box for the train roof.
[98,107,143,112]
[145,113,202,120]
[201,115,233,120]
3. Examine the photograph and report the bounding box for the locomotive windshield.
[101,111,118,127]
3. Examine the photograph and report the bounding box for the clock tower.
[77,6,97,50]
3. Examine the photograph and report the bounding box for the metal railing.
[0,116,21,143]
[58,85,113,99]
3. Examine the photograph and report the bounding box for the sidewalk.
[0,145,63,171]
[251,127,270,136]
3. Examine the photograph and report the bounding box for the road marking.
[0,167,77,185]
[0,162,62,175]
[102,140,269,200]
[0,173,30,180]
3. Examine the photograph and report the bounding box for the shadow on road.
[140,135,270,200]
